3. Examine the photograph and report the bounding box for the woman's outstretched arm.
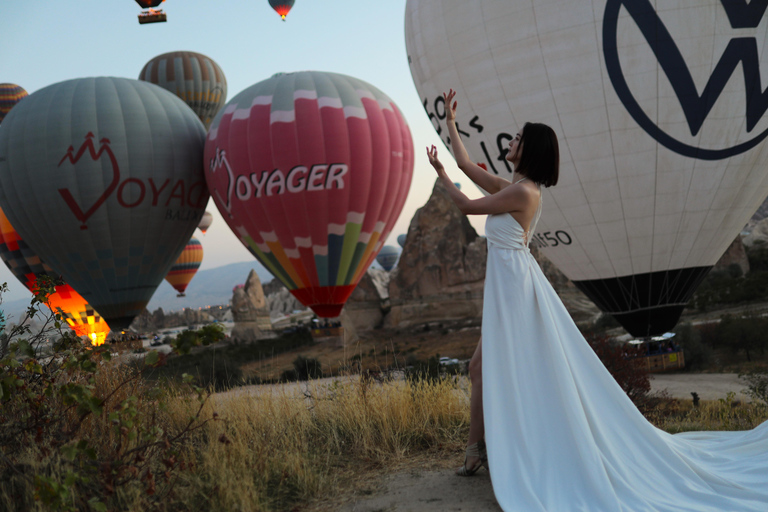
[427,145,532,216]
[444,89,511,195]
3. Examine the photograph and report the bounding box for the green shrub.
[740,370,768,405]
[292,355,323,381]
[673,323,713,371]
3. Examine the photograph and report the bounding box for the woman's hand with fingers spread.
[426,145,446,176]
[444,89,458,122]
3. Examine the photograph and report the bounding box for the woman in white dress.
[427,90,768,511]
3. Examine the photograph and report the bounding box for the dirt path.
[649,373,750,401]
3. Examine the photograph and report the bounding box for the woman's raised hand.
[443,89,458,122]
[426,145,445,175]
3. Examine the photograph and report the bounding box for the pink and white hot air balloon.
[204,71,413,317]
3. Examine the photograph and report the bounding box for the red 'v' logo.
[57,132,121,230]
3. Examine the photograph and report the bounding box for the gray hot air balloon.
[0,77,208,329]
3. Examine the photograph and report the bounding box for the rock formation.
[713,236,749,276]
[262,280,306,319]
[344,268,391,331]
[742,218,768,248]
[385,179,487,328]
[230,270,276,342]
[130,307,214,332]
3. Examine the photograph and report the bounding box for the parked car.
[439,356,459,366]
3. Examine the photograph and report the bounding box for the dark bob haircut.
[515,122,559,188]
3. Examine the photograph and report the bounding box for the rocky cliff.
[345,268,391,331]
[385,179,487,328]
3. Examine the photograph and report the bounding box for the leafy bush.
[292,355,323,381]
[0,280,212,511]
[692,270,768,311]
[585,333,651,406]
[404,355,456,383]
[673,323,713,371]
[740,370,768,405]
[715,314,768,362]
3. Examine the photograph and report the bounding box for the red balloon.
[204,71,413,317]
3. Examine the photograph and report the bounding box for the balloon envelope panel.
[405,0,768,336]
[0,208,110,345]
[165,237,203,295]
[0,77,208,330]
[139,51,227,129]
[205,71,414,317]
[0,84,28,125]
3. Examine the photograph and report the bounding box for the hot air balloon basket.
[138,11,166,24]
[638,351,686,373]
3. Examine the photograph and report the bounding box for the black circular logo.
[603,0,768,160]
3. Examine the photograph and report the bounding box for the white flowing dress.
[482,194,768,511]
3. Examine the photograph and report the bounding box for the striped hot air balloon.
[0,84,28,125]
[205,71,413,317]
[139,51,227,129]
[164,237,203,296]
[0,208,110,345]
[0,77,208,330]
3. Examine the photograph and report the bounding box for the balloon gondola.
[136,0,166,23]
[165,237,203,297]
[205,71,413,317]
[268,0,295,21]
[0,77,208,330]
[405,0,768,337]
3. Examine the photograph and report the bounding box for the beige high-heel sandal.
[455,440,488,476]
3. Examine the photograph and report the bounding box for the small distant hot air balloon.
[397,234,407,248]
[376,245,400,271]
[268,0,295,21]
[0,84,28,125]
[198,211,213,233]
[165,237,203,297]
[205,71,414,317]
[0,208,110,345]
[0,77,208,330]
[135,0,166,24]
[139,51,227,129]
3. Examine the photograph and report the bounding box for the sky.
[0,0,486,304]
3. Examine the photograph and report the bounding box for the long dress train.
[482,197,768,511]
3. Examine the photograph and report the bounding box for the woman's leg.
[457,336,484,473]
[467,336,484,447]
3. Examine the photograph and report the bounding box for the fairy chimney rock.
[385,179,486,328]
[230,269,275,341]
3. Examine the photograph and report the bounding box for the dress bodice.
[485,179,542,251]
[485,214,529,251]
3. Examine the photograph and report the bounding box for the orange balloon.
[0,208,110,345]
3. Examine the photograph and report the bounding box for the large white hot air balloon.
[405,0,768,336]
